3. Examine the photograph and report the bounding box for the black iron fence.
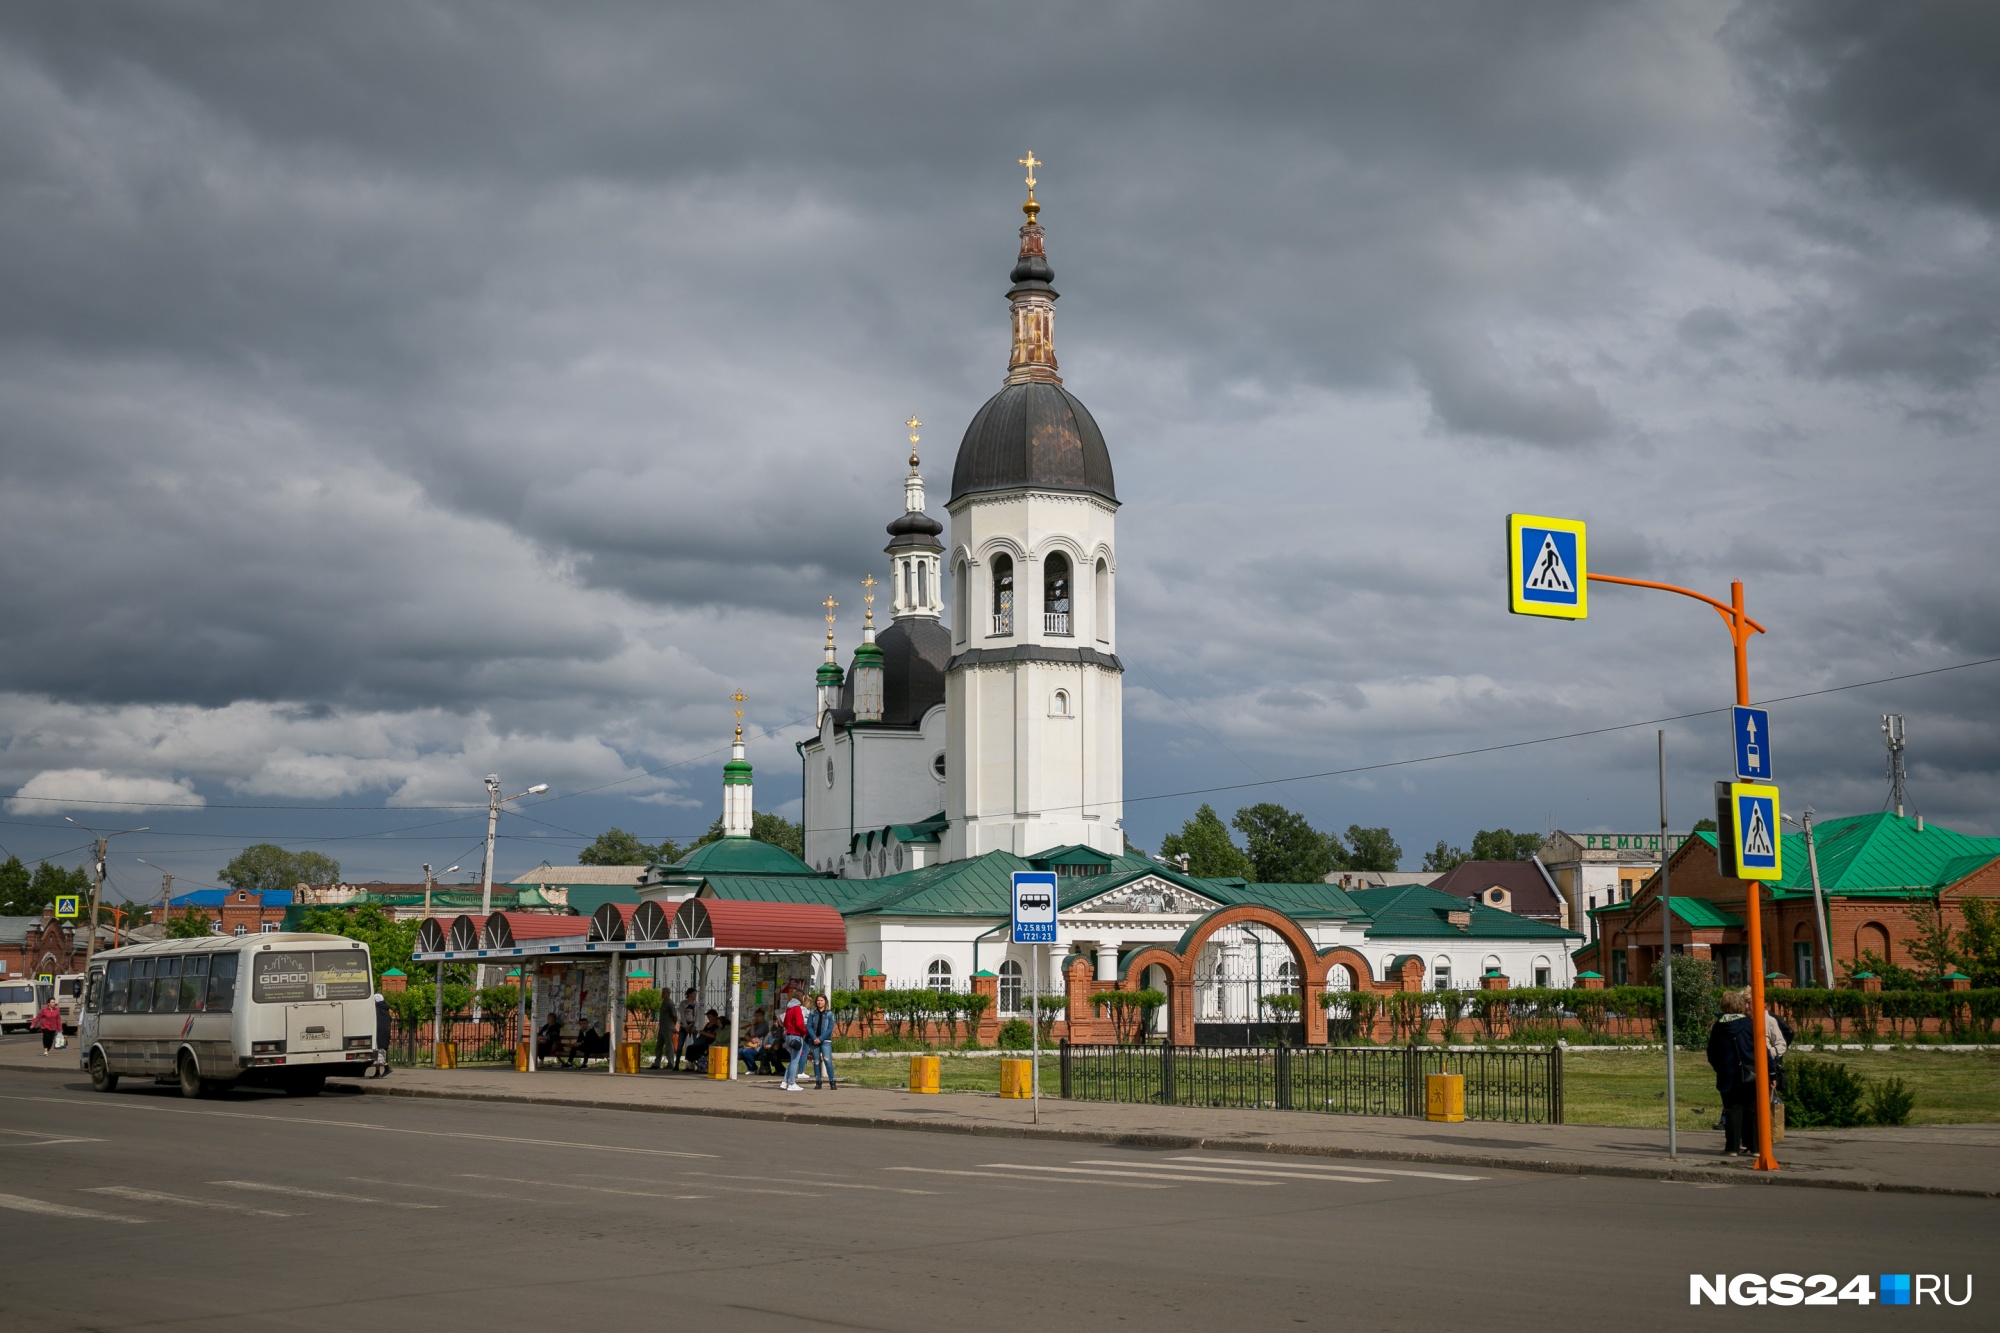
[1059,1042,1563,1124]
[386,1016,519,1066]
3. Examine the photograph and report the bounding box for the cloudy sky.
[2,2,1995,898]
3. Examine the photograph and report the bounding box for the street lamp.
[1781,809,1834,988]
[64,816,148,976]
[472,778,548,1018]
[422,863,461,920]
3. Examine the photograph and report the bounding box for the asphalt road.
[0,1059,1990,1330]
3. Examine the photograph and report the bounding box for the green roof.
[1349,885,1579,941]
[655,837,820,880]
[1666,897,1742,929]
[1769,812,2000,896]
[848,851,1037,917]
[697,876,876,908]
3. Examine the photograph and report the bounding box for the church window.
[991,555,1014,635]
[902,560,913,609]
[826,758,836,788]
[1050,689,1071,717]
[1094,558,1111,643]
[998,959,1023,1013]
[916,561,928,609]
[1533,958,1552,988]
[894,844,904,871]
[932,751,946,781]
[927,959,954,993]
[1044,553,1071,635]
[1433,957,1453,990]
[953,560,968,642]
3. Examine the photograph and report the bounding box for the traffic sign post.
[54,895,80,920]
[1011,871,1058,1124]
[1508,514,1779,1171]
[1727,782,1783,881]
[1733,706,1772,781]
[1506,514,1588,619]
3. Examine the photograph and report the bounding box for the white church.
[630,173,1578,1033]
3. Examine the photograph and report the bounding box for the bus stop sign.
[1011,871,1057,945]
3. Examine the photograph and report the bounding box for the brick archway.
[1170,905,1327,1046]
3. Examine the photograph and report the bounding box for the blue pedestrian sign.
[1506,514,1588,620]
[1732,706,1771,780]
[1011,870,1057,945]
[1727,781,1782,882]
[54,894,80,920]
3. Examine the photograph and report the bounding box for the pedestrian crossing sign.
[1727,781,1782,881]
[55,894,80,920]
[1507,514,1587,619]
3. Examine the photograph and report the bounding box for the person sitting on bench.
[536,1013,565,1065]
[681,1011,722,1070]
[569,1020,611,1068]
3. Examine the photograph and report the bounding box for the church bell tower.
[942,157,1124,861]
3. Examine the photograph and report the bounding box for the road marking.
[87,1186,295,1217]
[0,1191,143,1222]
[684,1170,937,1196]
[347,1177,527,1201]
[1073,1159,1385,1184]
[0,1094,716,1159]
[1163,1157,1485,1181]
[884,1167,1169,1190]
[463,1174,711,1201]
[213,1181,438,1208]
[0,1127,105,1148]
[976,1163,1277,1186]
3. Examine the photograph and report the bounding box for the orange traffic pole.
[1589,571,1776,1169]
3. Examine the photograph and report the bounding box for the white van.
[0,979,39,1032]
[53,972,83,1033]
[79,933,377,1098]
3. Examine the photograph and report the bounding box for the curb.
[353,1081,2000,1200]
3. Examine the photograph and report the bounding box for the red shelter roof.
[672,898,846,953]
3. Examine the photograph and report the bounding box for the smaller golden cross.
[729,687,747,741]
[905,415,922,444]
[822,594,838,646]
[1019,151,1040,191]
[860,573,878,625]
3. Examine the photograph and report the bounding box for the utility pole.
[1882,715,1909,818]
[65,817,148,977]
[473,778,547,1017]
[1659,730,1676,1159]
[1784,808,1835,988]
[138,859,175,929]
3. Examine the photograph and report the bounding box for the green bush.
[1865,1076,1916,1127]
[1786,1056,1869,1128]
[476,985,524,1018]
[996,1018,1033,1049]
[624,987,664,1017]
[1650,954,1719,1049]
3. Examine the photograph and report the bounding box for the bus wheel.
[176,1051,209,1100]
[284,1071,326,1098]
[89,1050,119,1094]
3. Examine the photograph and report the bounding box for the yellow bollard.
[515,1040,530,1072]
[433,1041,457,1070]
[1424,1071,1465,1123]
[615,1041,642,1074]
[707,1044,730,1079]
[908,1054,941,1094]
[999,1057,1032,1099]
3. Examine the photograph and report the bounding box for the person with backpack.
[805,992,838,1090]
[1705,989,1759,1157]
[779,996,809,1091]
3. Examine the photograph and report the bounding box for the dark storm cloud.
[0,1,1995,872]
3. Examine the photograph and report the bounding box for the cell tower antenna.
[1882,714,1909,818]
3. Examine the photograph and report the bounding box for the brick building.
[152,888,292,936]
[1575,812,2000,987]
[1427,859,1566,925]
[0,908,109,979]
[1537,829,1694,938]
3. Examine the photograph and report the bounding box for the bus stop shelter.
[411,897,845,1076]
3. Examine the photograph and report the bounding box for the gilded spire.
[821,594,839,660]
[860,574,878,643]
[1019,151,1041,224]
[1006,152,1060,385]
[905,415,922,473]
[730,687,748,745]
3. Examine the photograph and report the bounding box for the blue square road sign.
[1011,871,1057,945]
[1732,706,1771,780]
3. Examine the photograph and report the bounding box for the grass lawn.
[1563,1047,2000,1130]
[830,1052,1010,1094]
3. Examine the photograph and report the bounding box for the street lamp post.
[1782,810,1834,988]
[135,859,177,932]
[422,863,461,920]
[472,778,548,1017]
[64,817,148,977]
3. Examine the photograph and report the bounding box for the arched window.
[916,560,928,610]
[999,959,1023,1013]
[233,924,248,937]
[1433,957,1453,990]
[1050,689,1071,717]
[953,560,969,643]
[1094,557,1111,643]
[1533,956,1552,988]
[901,559,913,610]
[991,555,1014,635]
[1325,963,1355,992]
[1044,552,1071,636]
[927,959,954,994]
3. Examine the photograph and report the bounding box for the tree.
[1958,896,2000,989]
[1692,817,1718,834]
[1231,803,1337,883]
[10,861,91,916]
[1157,804,1253,879]
[1343,825,1403,873]
[1469,828,1543,861]
[219,844,341,891]
[293,903,423,981]
[1907,893,1960,990]
[690,811,803,859]
[1421,841,1468,874]
[164,907,216,939]
[0,856,30,915]
[579,827,679,866]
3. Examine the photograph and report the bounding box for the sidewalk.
[9,1039,1994,1197]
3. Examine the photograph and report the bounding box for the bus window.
[314,951,371,1001]
[179,954,210,1012]
[127,958,155,1014]
[85,970,101,1013]
[104,958,131,1014]
[154,956,183,1015]
[207,953,239,1013]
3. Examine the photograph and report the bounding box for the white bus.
[0,978,40,1032]
[78,933,378,1098]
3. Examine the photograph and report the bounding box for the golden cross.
[861,574,878,626]
[822,594,838,645]
[729,687,747,741]
[1019,151,1040,191]
[905,415,921,445]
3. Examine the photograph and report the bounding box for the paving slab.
[9,1038,1993,1197]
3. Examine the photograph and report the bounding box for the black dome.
[949,381,1117,506]
[885,508,944,550]
[839,618,950,726]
